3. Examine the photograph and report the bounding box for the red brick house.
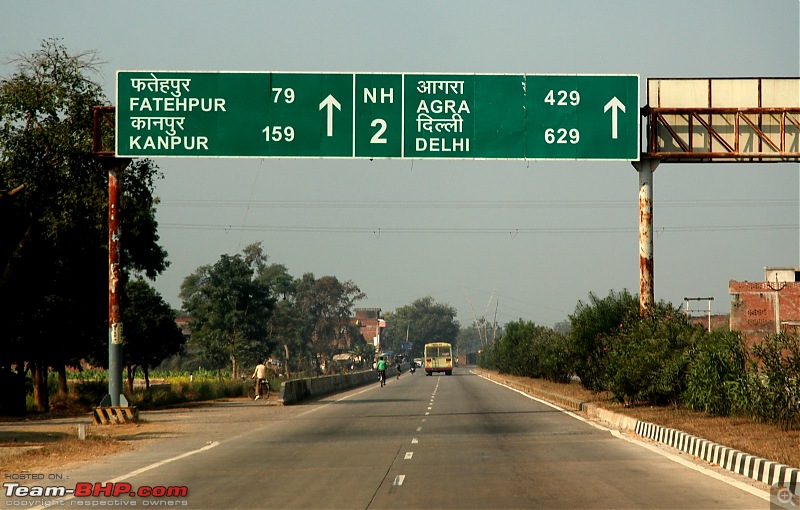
[351,308,386,350]
[729,267,800,348]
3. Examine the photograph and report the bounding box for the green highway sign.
[116,71,639,160]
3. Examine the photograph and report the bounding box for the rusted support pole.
[93,106,132,409]
[100,158,130,407]
[632,158,659,316]
[108,162,123,406]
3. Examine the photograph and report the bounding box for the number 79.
[271,87,295,103]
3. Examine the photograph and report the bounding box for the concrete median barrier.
[278,369,380,405]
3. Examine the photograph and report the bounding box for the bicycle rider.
[252,359,267,400]
[376,356,387,387]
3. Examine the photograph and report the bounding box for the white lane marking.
[611,430,769,502]
[295,383,376,417]
[416,427,423,432]
[30,441,220,510]
[118,441,220,478]
[478,373,608,431]
[393,475,405,486]
[405,452,414,460]
[476,372,770,502]
[412,438,419,444]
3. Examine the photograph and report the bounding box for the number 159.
[263,125,295,142]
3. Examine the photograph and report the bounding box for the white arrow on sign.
[603,97,626,139]
[319,94,341,137]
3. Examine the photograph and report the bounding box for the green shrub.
[476,320,572,383]
[568,290,639,391]
[21,368,257,415]
[72,380,109,408]
[747,333,800,430]
[530,328,572,383]
[124,378,248,410]
[192,381,215,401]
[477,343,497,370]
[220,379,246,398]
[606,311,700,406]
[495,320,539,376]
[683,330,747,415]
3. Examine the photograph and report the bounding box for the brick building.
[729,267,800,348]
[351,308,386,350]
[688,314,730,332]
[174,315,192,338]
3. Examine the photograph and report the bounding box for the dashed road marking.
[405,452,414,460]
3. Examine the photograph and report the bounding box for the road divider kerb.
[474,369,800,494]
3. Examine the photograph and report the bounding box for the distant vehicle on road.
[424,342,453,376]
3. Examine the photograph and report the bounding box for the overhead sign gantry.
[116,71,640,160]
[644,78,800,162]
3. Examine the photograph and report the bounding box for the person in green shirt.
[376,356,387,387]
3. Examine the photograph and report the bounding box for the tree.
[122,279,185,391]
[179,243,275,378]
[260,263,304,377]
[382,297,459,358]
[458,322,503,358]
[0,39,167,413]
[295,274,365,371]
[120,159,169,279]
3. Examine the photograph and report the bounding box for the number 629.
[544,128,580,144]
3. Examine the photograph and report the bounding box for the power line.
[158,222,799,235]
[157,198,798,210]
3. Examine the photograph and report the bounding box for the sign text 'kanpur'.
[116,71,640,160]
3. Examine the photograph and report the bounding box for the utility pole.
[683,297,714,332]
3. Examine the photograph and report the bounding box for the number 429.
[544,89,580,106]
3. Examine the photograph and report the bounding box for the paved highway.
[8,369,771,509]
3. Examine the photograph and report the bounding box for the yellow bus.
[424,342,453,376]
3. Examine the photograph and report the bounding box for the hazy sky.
[3,1,799,327]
